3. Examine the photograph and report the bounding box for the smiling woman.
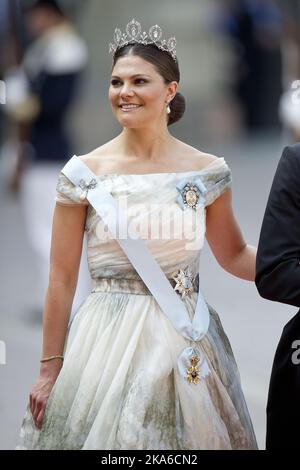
[16,18,258,450]
[109,43,185,127]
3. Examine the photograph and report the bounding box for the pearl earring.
[166,102,171,114]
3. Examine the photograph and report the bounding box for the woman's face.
[109,54,177,129]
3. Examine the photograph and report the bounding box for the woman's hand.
[29,360,62,430]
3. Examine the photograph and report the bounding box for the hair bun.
[168,92,186,126]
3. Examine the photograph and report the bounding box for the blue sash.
[62,156,211,383]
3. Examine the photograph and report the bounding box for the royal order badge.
[186,355,201,384]
[177,347,211,385]
[176,177,207,210]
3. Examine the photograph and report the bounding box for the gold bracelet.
[40,355,64,363]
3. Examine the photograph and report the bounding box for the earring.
[166,102,171,114]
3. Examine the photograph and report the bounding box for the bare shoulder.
[193,150,221,168]
[77,141,116,173]
[175,141,221,170]
[77,151,99,173]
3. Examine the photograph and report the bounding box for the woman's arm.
[30,202,87,430]
[205,187,257,281]
[255,145,300,307]
[41,202,87,358]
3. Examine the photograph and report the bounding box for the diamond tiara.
[109,18,177,62]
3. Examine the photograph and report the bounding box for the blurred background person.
[3,0,90,319]
[0,0,9,146]
[217,0,283,135]
[278,0,300,142]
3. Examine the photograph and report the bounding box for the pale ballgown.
[16,155,257,450]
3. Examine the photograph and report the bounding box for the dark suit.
[256,143,300,449]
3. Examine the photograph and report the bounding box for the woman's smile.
[119,104,143,112]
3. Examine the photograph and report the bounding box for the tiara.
[109,18,177,62]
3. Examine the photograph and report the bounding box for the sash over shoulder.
[55,172,89,206]
[60,155,213,385]
[52,154,233,385]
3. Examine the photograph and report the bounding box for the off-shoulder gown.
[16,155,257,450]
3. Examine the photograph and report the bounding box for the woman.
[17,19,257,450]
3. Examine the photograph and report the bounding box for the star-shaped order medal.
[176,176,207,210]
[172,267,194,298]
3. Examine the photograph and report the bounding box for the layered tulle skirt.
[16,285,257,450]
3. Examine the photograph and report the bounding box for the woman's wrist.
[39,357,64,377]
[40,355,64,363]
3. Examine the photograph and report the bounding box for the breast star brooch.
[79,178,98,201]
[176,177,207,210]
[172,267,195,298]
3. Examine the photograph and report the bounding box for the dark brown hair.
[112,43,186,126]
